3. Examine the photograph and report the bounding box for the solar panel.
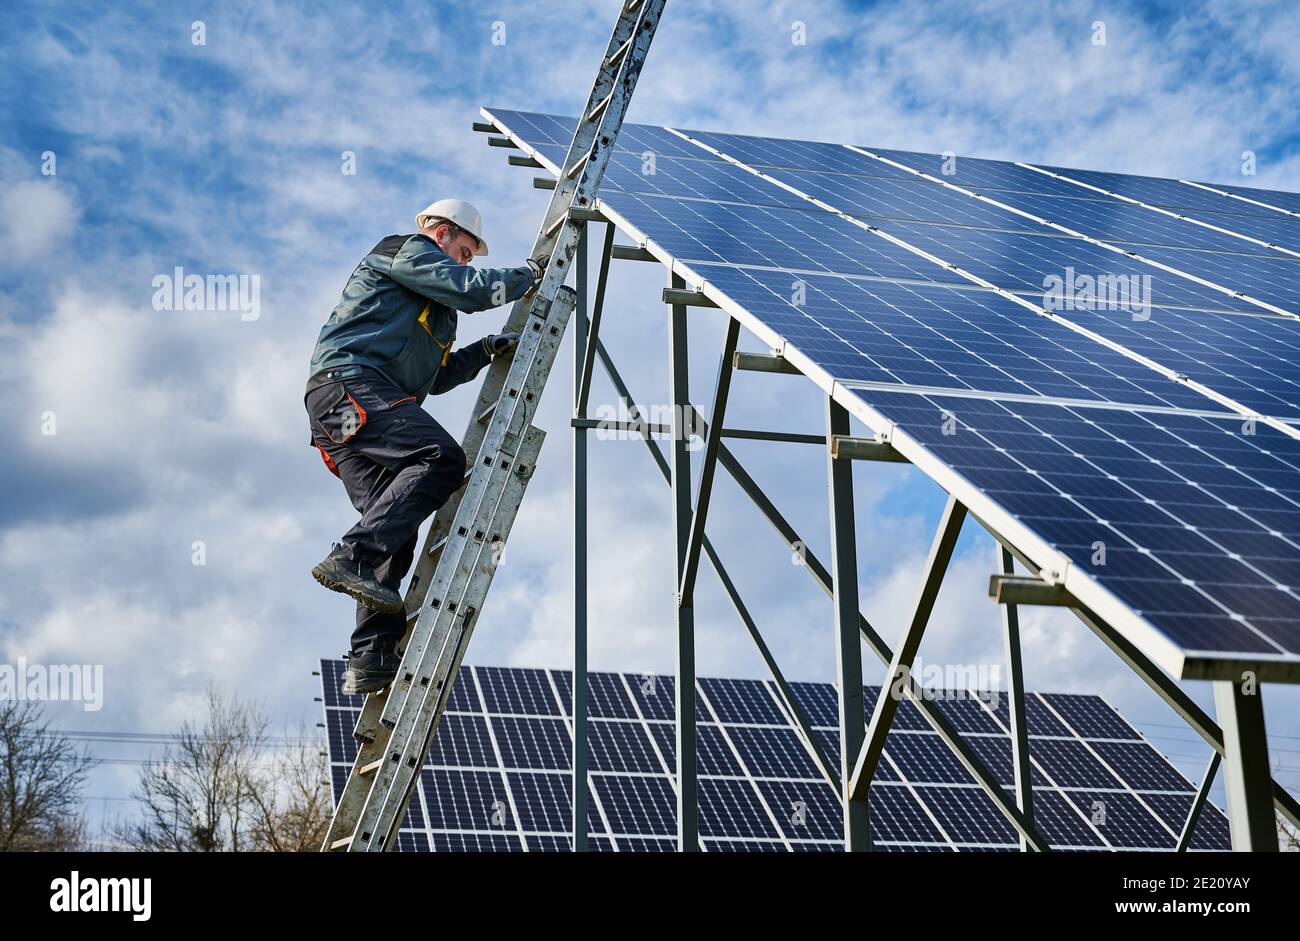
[485,107,1300,684]
[319,661,1230,851]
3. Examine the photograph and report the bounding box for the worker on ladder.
[305,199,547,695]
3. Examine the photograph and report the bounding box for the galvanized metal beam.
[999,545,1034,852]
[720,428,823,445]
[827,398,870,851]
[572,226,590,853]
[1214,678,1279,851]
[679,318,741,604]
[612,244,656,261]
[577,224,616,414]
[850,496,967,802]
[1177,752,1221,852]
[990,574,1076,607]
[668,272,698,851]
[830,434,908,463]
[571,417,672,436]
[662,287,718,307]
[733,351,800,374]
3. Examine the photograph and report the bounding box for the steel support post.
[827,398,870,850]
[571,226,589,852]
[1213,678,1279,851]
[1177,752,1221,852]
[999,545,1034,851]
[668,273,698,851]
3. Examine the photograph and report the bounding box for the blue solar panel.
[1035,164,1295,219]
[697,264,1217,410]
[962,188,1293,255]
[848,391,1300,663]
[322,663,1230,851]
[1204,181,1300,216]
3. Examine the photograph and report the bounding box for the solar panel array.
[486,108,1300,683]
[319,661,1229,851]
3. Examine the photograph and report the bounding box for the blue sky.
[3,0,1299,832]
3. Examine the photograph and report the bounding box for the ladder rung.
[329,835,354,850]
[359,759,383,777]
[544,213,568,239]
[565,148,592,180]
[587,91,614,124]
[605,34,635,69]
[477,400,498,424]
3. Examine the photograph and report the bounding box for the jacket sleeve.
[429,338,494,396]
[389,236,534,312]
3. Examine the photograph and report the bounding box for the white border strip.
[1182,179,1300,221]
[1015,163,1300,261]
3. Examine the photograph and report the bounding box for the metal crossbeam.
[849,496,967,802]
[679,319,741,603]
[589,338,839,794]
[1177,752,1221,852]
[716,444,1048,850]
[577,328,1049,851]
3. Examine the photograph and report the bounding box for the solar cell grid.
[1037,164,1300,219]
[851,390,1300,664]
[1205,181,1300,216]
[324,665,1231,851]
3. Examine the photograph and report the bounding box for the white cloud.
[0,180,78,264]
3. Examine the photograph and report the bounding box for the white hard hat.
[416,198,489,256]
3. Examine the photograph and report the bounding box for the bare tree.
[116,686,266,851]
[0,700,96,851]
[115,686,329,852]
[246,721,331,852]
[1280,814,1300,851]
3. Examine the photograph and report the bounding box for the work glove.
[481,332,520,358]
[525,252,550,282]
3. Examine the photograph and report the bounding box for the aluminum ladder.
[322,0,668,852]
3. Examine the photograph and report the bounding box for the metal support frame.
[572,226,590,852]
[1177,752,1221,852]
[679,318,740,604]
[1213,678,1279,850]
[827,398,870,850]
[547,161,1294,855]
[577,321,1050,851]
[999,546,1034,852]
[981,521,1300,835]
[849,496,967,803]
[668,272,698,851]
